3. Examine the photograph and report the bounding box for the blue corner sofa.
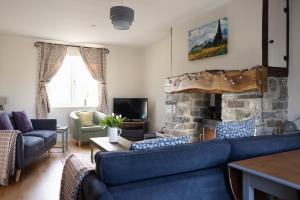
[6,113,57,181]
[82,132,300,200]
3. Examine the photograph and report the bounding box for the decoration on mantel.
[165,66,268,94]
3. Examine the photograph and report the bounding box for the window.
[48,48,98,107]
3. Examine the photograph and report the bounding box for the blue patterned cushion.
[216,117,255,139]
[130,136,190,151]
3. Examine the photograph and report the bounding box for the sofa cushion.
[82,174,114,200]
[6,112,17,129]
[95,140,231,186]
[216,117,255,139]
[0,112,14,130]
[23,136,44,158]
[23,130,56,149]
[77,111,94,126]
[130,136,190,151]
[108,168,232,200]
[12,111,33,133]
[229,132,300,161]
[31,119,57,130]
[81,125,103,133]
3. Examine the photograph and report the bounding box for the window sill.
[51,106,97,109]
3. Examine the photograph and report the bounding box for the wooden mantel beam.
[165,66,268,94]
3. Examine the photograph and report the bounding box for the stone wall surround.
[165,77,288,137]
[165,93,211,136]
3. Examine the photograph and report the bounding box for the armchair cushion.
[23,136,44,158]
[78,111,94,127]
[82,126,104,133]
[0,112,14,130]
[12,111,33,133]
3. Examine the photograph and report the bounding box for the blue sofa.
[82,132,300,200]
[6,113,57,181]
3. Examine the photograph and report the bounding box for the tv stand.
[121,121,148,141]
[126,119,143,122]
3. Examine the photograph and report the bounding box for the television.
[113,98,148,121]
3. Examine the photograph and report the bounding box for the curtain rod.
[34,42,110,54]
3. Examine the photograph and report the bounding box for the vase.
[108,127,122,143]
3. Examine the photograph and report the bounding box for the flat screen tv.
[113,98,148,121]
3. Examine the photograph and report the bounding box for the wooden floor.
[0,140,93,200]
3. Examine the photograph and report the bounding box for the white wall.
[143,38,171,131]
[288,0,300,125]
[106,45,145,111]
[0,35,38,118]
[143,0,263,131]
[0,34,145,126]
[172,0,262,75]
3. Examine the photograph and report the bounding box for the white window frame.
[48,48,98,108]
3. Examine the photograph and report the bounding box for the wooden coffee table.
[89,136,132,163]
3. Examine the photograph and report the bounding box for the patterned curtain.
[79,47,108,113]
[36,43,67,119]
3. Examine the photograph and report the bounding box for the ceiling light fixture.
[110,0,134,30]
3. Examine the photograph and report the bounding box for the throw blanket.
[60,154,94,200]
[0,130,19,186]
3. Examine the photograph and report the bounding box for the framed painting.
[188,17,228,61]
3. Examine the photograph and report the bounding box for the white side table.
[56,126,69,153]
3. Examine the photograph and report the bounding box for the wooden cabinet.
[120,121,148,141]
[268,0,288,68]
[263,0,289,76]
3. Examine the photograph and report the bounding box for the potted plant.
[101,113,126,143]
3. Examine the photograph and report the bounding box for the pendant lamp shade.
[110,6,134,30]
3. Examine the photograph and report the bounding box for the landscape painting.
[188,17,228,61]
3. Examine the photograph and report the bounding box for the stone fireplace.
[165,92,212,136]
[165,67,288,138]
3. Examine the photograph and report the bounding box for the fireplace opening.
[165,92,222,138]
[208,93,222,120]
[198,93,222,141]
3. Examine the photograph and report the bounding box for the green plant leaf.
[100,114,126,128]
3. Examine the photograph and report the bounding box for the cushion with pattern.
[216,117,255,139]
[130,135,191,151]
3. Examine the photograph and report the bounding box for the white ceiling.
[0,0,230,47]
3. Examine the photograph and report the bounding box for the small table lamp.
[0,97,7,111]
